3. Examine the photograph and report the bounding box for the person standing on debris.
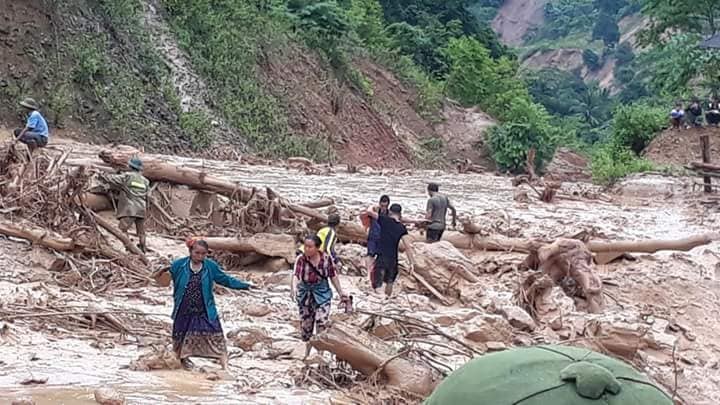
[361,195,390,272]
[707,96,720,127]
[14,97,49,153]
[100,157,150,252]
[291,234,348,358]
[154,239,253,370]
[425,183,456,242]
[363,203,416,298]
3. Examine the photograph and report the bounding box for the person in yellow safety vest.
[298,214,341,264]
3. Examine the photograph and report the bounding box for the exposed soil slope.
[644,127,720,167]
[492,0,548,45]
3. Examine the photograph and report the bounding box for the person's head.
[128,157,143,172]
[389,203,402,220]
[427,182,439,196]
[303,234,323,258]
[379,195,390,211]
[675,101,682,108]
[19,97,39,112]
[187,238,210,263]
[328,213,341,228]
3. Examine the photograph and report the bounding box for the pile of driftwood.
[0,144,150,292]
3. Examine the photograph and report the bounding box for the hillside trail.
[1,132,719,404]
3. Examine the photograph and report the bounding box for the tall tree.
[640,0,719,45]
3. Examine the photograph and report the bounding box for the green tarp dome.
[425,345,673,405]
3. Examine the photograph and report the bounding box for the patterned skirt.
[172,271,227,360]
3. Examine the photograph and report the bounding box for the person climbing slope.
[291,234,348,358]
[363,203,416,298]
[99,157,150,252]
[154,239,253,370]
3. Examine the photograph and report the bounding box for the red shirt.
[294,253,336,284]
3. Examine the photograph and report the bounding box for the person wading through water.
[14,97,49,153]
[154,239,253,370]
[99,157,150,252]
[425,183,457,242]
[361,195,390,273]
[363,204,416,298]
[291,234,348,358]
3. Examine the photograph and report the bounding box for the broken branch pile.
[0,144,151,292]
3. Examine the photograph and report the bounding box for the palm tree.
[570,83,611,127]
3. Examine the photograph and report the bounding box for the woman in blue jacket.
[155,238,252,370]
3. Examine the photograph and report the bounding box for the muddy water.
[3,138,720,404]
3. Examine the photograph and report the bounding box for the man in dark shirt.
[425,183,456,242]
[363,203,416,298]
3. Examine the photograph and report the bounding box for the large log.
[99,147,257,202]
[310,322,438,396]
[203,233,296,263]
[88,211,148,264]
[586,233,719,254]
[0,220,84,251]
[412,241,478,304]
[407,231,542,253]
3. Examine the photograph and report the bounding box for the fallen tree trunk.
[0,220,84,252]
[690,161,720,172]
[88,211,148,264]
[310,322,438,396]
[408,232,543,253]
[99,147,258,202]
[299,198,334,209]
[81,193,114,212]
[306,217,368,243]
[202,233,296,263]
[586,233,719,254]
[411,241,478,304]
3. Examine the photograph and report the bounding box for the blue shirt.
[26,111,49,137]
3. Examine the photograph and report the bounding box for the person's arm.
[448,200,457,228]
[400,235,416,275]
[363,205,379,219]
[211,261,251,290]
[291,257,301,301]
[425,199,433,221]
[327,261,346,297]
[99,173,127,191]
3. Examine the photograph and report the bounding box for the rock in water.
[499,305,537,331]
[94,388,125,405]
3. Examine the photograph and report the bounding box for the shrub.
[611,103,666,154]
[487,98,558,172]
[583,49,601,71]
[590,143,654,184]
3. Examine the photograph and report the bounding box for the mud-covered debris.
[485,341,507,352]
[498,305,536,331]
[228,327,272,351]
[94,387,125,405]
[513,188,530,203]
[129,347,182,371]
[243,303,273,317]
[433,309,481,327]
[18,376,47,385]
[584,320,648,360]
[462,314,513,343]
[11,399,35,405]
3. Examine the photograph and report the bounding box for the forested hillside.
[1,0,718,180]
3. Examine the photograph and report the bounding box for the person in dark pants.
[361,195,390,274]
[425,183,456,242]
[363,204,416,298]
[707,97,720,127]
[14,97,50,153]
[686,99,703,128]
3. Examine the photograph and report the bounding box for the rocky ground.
[0,137,719,404]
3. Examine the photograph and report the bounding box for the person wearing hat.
[362,203,416,298]
[14,97,50,152]
[99,156,151,252]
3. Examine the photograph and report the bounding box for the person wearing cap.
[425,182,456,242]
[99,156,150,252]
[362,203,416,298]
[154,239,253,370]
[14,97,50,152]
